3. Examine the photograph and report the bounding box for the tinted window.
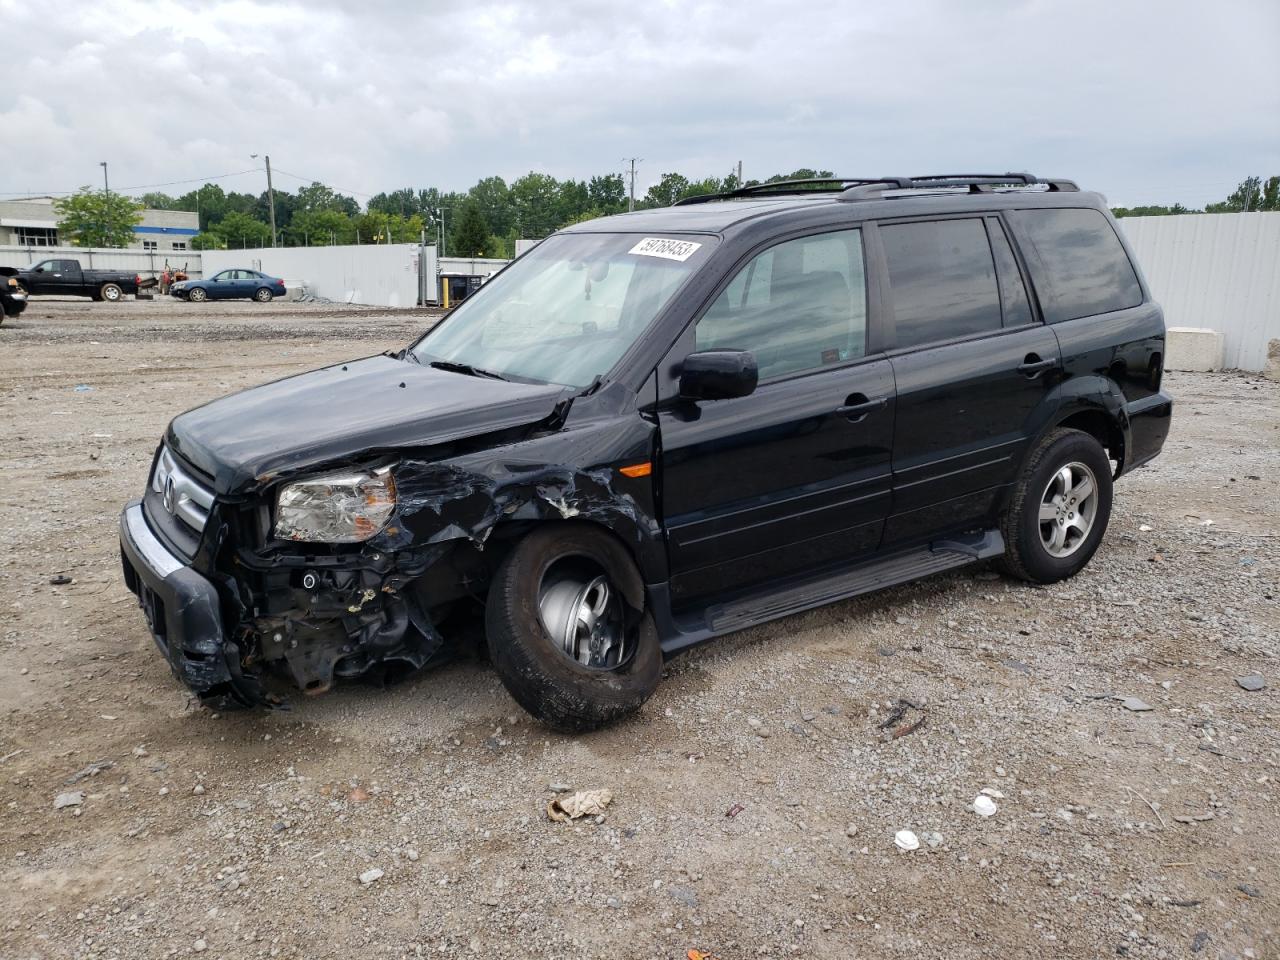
[988,219,1033,327]
[1009,208,1142,323]
[881,219,1000,349]
[697,229,867,380]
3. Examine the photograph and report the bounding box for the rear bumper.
[119,500,240,700]
[1124,390,1174,472]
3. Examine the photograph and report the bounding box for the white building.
[0,197,199,252]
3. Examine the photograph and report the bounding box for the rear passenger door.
[876,216,1061,546]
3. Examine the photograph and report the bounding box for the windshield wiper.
[428,359,508,381]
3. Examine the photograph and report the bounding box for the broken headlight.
[273,467,396,543]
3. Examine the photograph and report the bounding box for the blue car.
[172,269,286,303]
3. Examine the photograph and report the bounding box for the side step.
[702,530,1004,635]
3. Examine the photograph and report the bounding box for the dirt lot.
[1,298,1277,960]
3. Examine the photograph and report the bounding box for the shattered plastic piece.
[49,574,73,585]
[358,868,384,886]
[894,829,920,851]
[54,791,85,809]
[547,789,613,822]
[73,384,94,392]
[725,803,745,819]
[973,795,998,817]
[1138,524,1153,532]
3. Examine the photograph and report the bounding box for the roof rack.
[672,172,1079,206]
[838,173,1079,201]
[674,177,889,206]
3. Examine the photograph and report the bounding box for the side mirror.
[679,349,758,401]
[34,267,44,273]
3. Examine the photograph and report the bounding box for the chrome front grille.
[151,446,214,533]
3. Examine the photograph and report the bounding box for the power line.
[269,167,374,200]
[0,167,264,197]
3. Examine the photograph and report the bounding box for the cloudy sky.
[2,0,1276,208]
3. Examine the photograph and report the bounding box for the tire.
[100,282,123,302]
[188,287,208,302]
[485,525,662,732]
[253,287,273,303]
[998,428,1113,584]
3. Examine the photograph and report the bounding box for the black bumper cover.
[119,500,255,704]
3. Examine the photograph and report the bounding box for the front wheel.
[187,287,208,302]
[253,287,273,303]
[999,428,1113,584]
[485,525,662,732]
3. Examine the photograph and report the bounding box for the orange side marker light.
[619,462,652,478]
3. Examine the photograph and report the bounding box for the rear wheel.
[999,428,1113,583]
[99,282,123,302]
[253,287,273,302]
[485,525,661,731]
[188,287,208,302]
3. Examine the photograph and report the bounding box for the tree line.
[49,171,1280,253]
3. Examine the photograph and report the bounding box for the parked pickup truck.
[13,258,151,302]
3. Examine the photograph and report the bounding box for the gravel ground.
[1,299,1277,960]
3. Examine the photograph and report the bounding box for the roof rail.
[839,173,1080,201]
[671,173,1081,206]
[674,177,889,206]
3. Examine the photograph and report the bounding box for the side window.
[881,218,1001,349]
[987,219,1033,327]
[696,229,867,380]
[1008,208,1142,323]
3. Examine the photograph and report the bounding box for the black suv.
[120,173,1172,730]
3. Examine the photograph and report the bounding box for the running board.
[658,529,1004,651]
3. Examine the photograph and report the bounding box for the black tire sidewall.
[101,283,121,301]
[255,288,272,302]
[485,525,662,731]
[190,288,206,302]
[1012,432,1113,583]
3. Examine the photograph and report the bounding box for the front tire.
[485,525,662,732]
[253,287,273,303]
[999,428,1113,584]
[100,282,123,302]
[188,287,208,302]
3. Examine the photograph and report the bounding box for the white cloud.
[0,0,1276,207]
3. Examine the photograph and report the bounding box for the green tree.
[190,232,226,251]
[642,172,691,208]
[587,174,627,214]
[53,187,143,247]
[468,176,513,236]
[213,211,272,249]
[1206,175,1279,213]
[450,199,492,257]
[294,182,359,217]
[287,209,354,245]
[1112,203,1199,218]
[137,192,178,210]
[509,173,562,238]
[369,188,423,218]
[355,211,426,244]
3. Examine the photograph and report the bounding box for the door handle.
[1017,354,1058,378]
[835,395,888,421]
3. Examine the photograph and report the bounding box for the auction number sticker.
[628,237,702,262]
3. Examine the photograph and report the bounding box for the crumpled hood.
[166,354,570,492]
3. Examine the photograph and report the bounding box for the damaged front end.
[121,398,660,709]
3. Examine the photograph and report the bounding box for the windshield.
[411,232,717,388]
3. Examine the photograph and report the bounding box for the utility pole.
[251,153,278,247]
[99,161,109,196]
[623,158,641,212]
[736,160,743,186]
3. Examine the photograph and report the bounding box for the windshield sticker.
[628,237,702,262]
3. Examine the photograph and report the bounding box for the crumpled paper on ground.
[546,789,613,822]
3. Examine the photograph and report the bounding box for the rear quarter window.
[1009,208,1142,323]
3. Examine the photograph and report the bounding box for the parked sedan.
[172,269,286,303]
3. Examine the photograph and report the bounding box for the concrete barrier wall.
[201,244,426,308]
[1119,212,1280,371]
[0,245,202,278]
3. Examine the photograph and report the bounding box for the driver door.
[656,228,895,606]
[207,270,234,299]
